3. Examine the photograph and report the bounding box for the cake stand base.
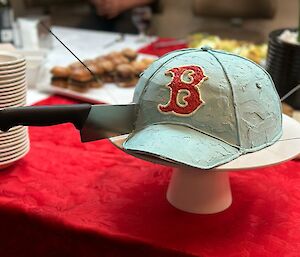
[110,114,300,215]
[167,167,232,214]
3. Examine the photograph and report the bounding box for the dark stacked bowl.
[266,28,300,109]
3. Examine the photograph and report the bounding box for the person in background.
[80,0,156,34]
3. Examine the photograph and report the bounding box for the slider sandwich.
[122,48,138,61]
[98,59,115,83]
[131,60,150,76]
[85,62,103,88]
[68,68,97,92]
[116,63,138,88]
[50,66,72,88]
[111,55,130,66]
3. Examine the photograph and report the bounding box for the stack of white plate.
[0,51,30,169]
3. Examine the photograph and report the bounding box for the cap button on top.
[201,46,212,51]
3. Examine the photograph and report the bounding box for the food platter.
[188,33,267,64]
[39,53,156,104]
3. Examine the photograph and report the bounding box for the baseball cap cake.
[123,47,282,169]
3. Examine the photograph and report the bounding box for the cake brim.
[123,123,241,170]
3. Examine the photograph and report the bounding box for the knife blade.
[0,103,137,142]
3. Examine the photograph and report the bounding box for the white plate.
[0,75,26,85]
[0,127,26,139]
[0,94,26,104]
[0,93,26,104]
[0,65,26,75]
[0,81,27,91]
[0,51,25,67]
[0,133,28,149]
[0,128,27,142]
[0,92,26,102]
[0,88,26,99]
[0,86,26,97]
[0,125,24,133]
[0,136,29,155]
[0,99,25,108]
[42,53,157,104]
[51,84,135,104]
[0,144,30,167]
[0,70,26,80]
[0,60,26,71]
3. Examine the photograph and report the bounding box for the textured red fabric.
[1,42,300,257]
[139,38,187,57]
[1,97,300,257]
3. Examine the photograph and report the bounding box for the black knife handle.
[0,104,91,132]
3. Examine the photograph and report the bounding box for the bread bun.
[112,56,130,65]
[51,66,71,78]
[106,51,123,60]
[52,79,68,88]
[89,80,103,88]
[117,78,138,88]
[70,68,93,82]
[141,58,154,65]
[68,84,89,93]
[131,61,148,75]
[122,48,138,61]
[101,60,114,72]
[86,63,101,75]
[116,64,135,78]
[69,61,83,69]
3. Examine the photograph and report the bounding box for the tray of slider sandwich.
[42,48,156,104]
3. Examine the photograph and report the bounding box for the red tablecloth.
[139,38,187,56]
[1,39,300,257]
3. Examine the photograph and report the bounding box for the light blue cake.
[123,47,282,169]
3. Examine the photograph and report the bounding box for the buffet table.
[1,27,300,257]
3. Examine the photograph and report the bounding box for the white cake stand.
[110,114,300,214]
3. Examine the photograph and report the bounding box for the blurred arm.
[90,0,155,18]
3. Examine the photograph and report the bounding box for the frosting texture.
[124,48,282,169]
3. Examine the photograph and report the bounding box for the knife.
[0,103,137,142]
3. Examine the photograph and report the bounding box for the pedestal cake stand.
[110,114,300,214]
